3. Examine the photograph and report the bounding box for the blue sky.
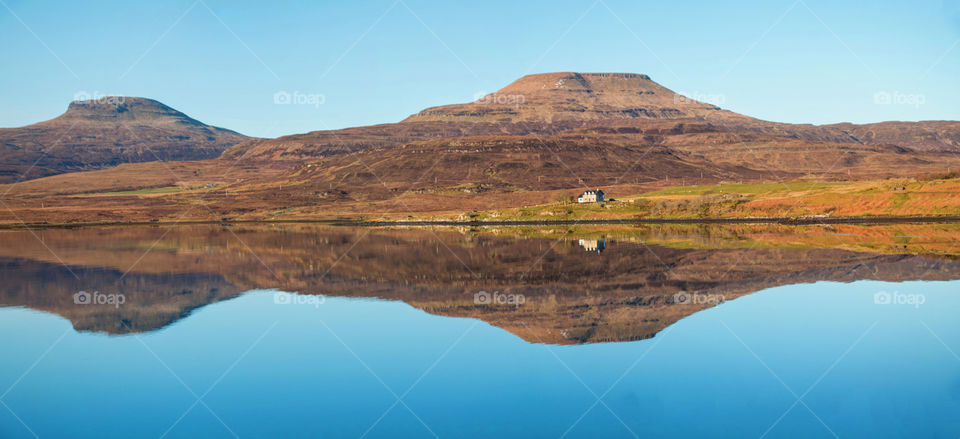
[1,0,958,138]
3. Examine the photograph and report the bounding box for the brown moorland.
[2,72,960,224]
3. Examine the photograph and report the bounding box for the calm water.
[1,224,958,438]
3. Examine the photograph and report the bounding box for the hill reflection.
[1,223,958,344]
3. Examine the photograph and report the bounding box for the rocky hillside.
[3,73,960,225]
[0,97,249,183]
[227,72,960,162]
[404,72,737,123]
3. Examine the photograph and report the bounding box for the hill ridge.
[52,97,206,126]
[0,97,249,183]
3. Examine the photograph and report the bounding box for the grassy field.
[438,177,960,221]
[637,180,851,197]
[73,186,187,197]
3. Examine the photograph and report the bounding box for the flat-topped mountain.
[225,72,741,161]
[56,97,207,124]
[0,97,249,183]
[226,72,960,162]
[405,72,736,123]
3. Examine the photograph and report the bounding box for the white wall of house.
[577,190,604,203]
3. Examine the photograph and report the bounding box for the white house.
[578,239,606,253]
[577,189,605,203]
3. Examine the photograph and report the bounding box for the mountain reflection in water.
[1,223,958,344]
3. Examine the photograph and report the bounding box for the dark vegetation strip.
[3,215,960,230]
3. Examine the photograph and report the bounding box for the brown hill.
[404,72,737,123]
[226,122,956,217]
[3,73,960,224]
[823,121,960,152]
[0,97,249,183]
[223,72,745,161]
[224,73,708,158]
[228,72,960,162]
[3,121,959,225]
[221,120,546,161]
[710,118,960,152]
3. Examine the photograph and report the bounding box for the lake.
[1,223,958,438]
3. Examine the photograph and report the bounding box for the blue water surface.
[1,280,958,438]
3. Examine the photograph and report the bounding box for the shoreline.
[3,215,960,230]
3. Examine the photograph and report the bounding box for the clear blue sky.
[1,0,958,138]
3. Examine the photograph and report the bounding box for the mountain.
[226,72,960,161]
[0,97,249,183]
[225,72,744,161]
[3,73,960,225]
[208,73,960,219]
[404,72,736,123]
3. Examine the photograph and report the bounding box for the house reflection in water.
[578,239,606,253]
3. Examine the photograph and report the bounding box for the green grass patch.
[638,180,849,197]
[76,186,185,197]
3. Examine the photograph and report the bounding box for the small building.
[577,189,605,203]
[579,239,606,253]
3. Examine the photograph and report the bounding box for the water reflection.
[1,223,959,344]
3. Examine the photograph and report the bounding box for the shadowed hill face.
[0,97,249,183]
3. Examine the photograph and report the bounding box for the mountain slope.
[221,120,544,161]
[404,72,738,123]
[0,97,249,183]
[824,121,960,152]
[227,72,960,162]
[224,72,741,161]
[2,73,960,224]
